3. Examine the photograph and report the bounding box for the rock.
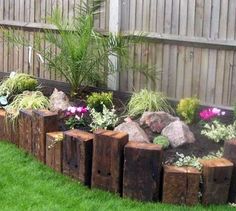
[140,111,179,133]
[0,96,8,106]
[114,121,150,143]
[49,88,71,112]
[161,120,195,148]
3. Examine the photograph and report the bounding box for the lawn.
[0,141,234,211]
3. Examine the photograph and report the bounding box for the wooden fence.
[0,0,236,107]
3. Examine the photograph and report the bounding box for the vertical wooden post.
[123,142,163,201]
[91,130,128,194]
[223,140,236,203]
[162,165,201,205]
[63,129,94,186]
[0,109,7,141]
[200,158,233,205]
[46,132,63,173]
[19,109,33,153]
[107,0,121,90]
[32,110,58,163]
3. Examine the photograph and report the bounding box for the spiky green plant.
[2,0,147,97]
[127,89,173,117]
[5,91,50,122]
[0,73,38,97]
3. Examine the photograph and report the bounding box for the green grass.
[0,141,234,211]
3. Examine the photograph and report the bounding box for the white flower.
[75,115,81,120]
[212,108,221,115]
[70,107,76,114]
[77,107,82,112]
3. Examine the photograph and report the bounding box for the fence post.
[107,0,121,90]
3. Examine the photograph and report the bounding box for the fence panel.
[0,0,236,106]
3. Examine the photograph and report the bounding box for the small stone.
[49,88,71,112]
[0,96,8,106]
[161,120,195,148]
[140,111,179,133]
[115,121,150,143]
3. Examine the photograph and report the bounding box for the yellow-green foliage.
[5,91,50,121]
[127,89,173,117]
[176,97,200,124]
[0,73,38,97]
[87,92,113,112]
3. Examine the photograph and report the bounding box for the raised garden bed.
[0,106,236,206]
[0,72,236,206]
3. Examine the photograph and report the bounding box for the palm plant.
[3,0,143,97]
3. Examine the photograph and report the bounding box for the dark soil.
[139,119,223,164]
[46,87,227,165]
[162,123,223,164]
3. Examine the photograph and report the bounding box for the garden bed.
[0,105,235,206]
[0,72,236,206]
[163,123,223,164]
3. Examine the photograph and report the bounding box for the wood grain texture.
[123,142,163,202]
[200,158,234,205]
[91,129,128,194]
[63,129,94,186]
[19,109,33,153]
[32,110,58,163]
[0,109,7,141]
[223,140,236,203]
[46,131,63,173]
[162,165,201,205]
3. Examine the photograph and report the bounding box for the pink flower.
[76,107,83,113]
[199,107,225,121]
[81,107,88,113]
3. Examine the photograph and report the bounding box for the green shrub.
[127,89,173,117]
[90,104,118,131]
[201,120,236,143]
[87,92,113,112]
[153,136,169,149]
[5,91,50,122]
[176,97,200,124]
[0,73,38,98]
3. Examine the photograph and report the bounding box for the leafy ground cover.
[0,141,234,211]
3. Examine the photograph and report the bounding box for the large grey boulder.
[140,111,179,133]
[161,120,195,148]
[114,121,150,143]
[49,88,71,112]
